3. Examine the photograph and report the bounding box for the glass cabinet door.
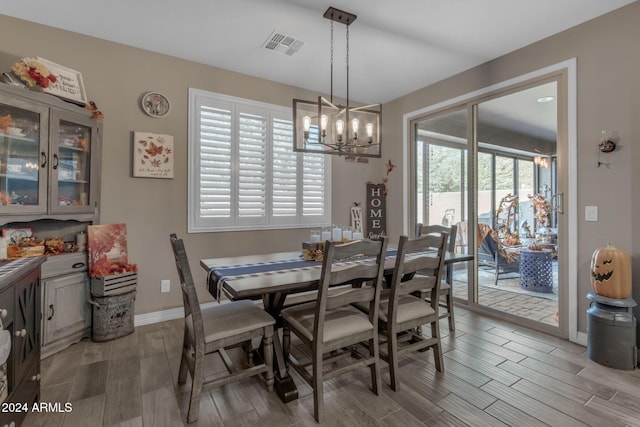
[50,110,97,214]
[0,95,48,214]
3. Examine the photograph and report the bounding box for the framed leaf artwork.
[133,131,174,178]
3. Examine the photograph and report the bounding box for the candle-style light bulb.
[351,118,359,140]
[321,115,328,131]
[336,119,344,143]
[303,115,311,142]
[320,114,328,140]
[366,122,374,143]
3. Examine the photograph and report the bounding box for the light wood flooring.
[23,307,640,427]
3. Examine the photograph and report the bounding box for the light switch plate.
[585,205,598,221]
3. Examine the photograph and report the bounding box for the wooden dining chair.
[415,223,457,332]
[356,233,447,391]
[281,237,388,422]
[392,233,448,388]
[169,234,275,423]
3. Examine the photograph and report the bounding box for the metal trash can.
[587,292,637,370]
[90,290,136,342]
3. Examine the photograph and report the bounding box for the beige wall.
[383,2,640,333]
[0,15,383,314]
[1,1,639,335]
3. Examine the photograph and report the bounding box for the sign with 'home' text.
[366,183,387,239]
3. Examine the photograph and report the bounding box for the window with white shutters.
[188,89,331,232]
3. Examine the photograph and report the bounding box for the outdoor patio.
[450,265,559,327]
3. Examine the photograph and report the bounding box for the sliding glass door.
[415,108,471,303]
[413,79,563,333]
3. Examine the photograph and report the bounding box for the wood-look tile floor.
[23,307,640,427]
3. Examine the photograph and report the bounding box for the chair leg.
[263,327,274,392]
[312,348,324,423]
[187,349,204,423]
[430,320,444,373]
[177,332,189,384]
[446,292,455,332]
[243,341,254,366]
[387,329,399,392]
[370,334,381,395]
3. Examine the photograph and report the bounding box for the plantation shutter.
[272,117,297,218]
[188,88,331,232]
[303,152,325,217]
[237,108,267,220]
[198,102,233,222]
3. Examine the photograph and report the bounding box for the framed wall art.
[37,57,88,106]
[133,131,174,178]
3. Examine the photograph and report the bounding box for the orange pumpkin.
[590,243,632,299]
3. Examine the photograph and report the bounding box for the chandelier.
[293,7,382,159]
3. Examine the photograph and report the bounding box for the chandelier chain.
[330,21,334,102]
[346,25,350,124]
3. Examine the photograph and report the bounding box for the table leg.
[263,293,299,403]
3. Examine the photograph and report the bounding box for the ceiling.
[0,0,635,105]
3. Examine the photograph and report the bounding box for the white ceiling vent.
[263,31,304,56]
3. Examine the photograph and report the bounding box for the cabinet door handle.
[52,153,59,170]
[0,309,6,319]
[72,262,86,269]
[15,329,26,337]
[41,151,47,168]
[48,304,55,320]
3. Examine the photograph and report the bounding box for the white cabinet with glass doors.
[0,84,100,222]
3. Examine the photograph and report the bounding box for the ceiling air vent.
[263,31,304,56]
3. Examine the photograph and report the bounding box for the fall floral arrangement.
[302,247,324,262]
[11,58,57,88]
[528,193,550,228]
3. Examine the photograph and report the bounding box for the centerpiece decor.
[10,57,57,89]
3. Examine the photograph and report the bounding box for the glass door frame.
[404,60,577,341]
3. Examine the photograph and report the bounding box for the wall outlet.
[161,279,170,293]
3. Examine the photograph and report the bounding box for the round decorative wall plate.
[140,92,170,118]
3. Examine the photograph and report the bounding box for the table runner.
[207,257,322,301]
[207,249,399,302]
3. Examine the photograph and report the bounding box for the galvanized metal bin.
[587,293,637,370]
[91,290,136,342]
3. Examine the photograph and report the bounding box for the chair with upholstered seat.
[415,223,457,331]
[358,233,447,391]
[169,234,275,423]
[281,238,388,422]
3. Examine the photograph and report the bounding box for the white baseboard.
[134,301,219,327]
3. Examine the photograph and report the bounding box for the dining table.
[200,248,473,403]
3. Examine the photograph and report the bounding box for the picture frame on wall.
[37,57,88,106]
[133,131,174,178]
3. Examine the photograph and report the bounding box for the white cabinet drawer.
[41,252,88,279]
